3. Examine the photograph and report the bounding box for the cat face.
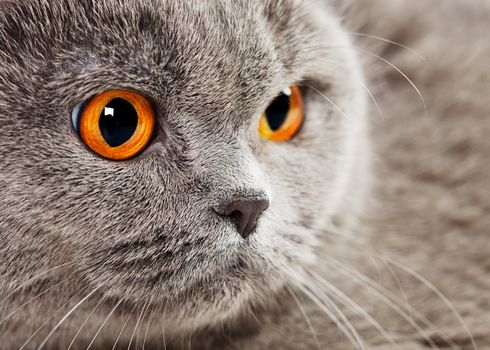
[0,0,367,330]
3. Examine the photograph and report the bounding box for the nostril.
[228,210,243,230]
[215,198,270,239]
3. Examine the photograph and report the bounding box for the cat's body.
[0,0,489,349]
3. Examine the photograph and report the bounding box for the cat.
[0,0,489,349]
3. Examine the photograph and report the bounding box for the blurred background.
[326,1,490,348]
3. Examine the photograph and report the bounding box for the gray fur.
[0,0,488,349]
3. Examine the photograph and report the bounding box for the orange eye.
[258,84,304,142]
[73,90,155,160]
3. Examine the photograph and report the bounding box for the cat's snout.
[214,198,270,239]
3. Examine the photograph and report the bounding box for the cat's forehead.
[0,0,319,112]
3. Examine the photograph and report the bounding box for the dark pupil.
[265,92,290,131]
[99,98,138,147]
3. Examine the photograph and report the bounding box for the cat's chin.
[79,219,313,331]
[92,246,286,329]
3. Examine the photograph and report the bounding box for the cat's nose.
[215,198,270,239]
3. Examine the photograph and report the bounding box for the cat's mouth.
[87,232,273,305]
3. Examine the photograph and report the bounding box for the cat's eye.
[72,90,155,160]
[258,84,304,142]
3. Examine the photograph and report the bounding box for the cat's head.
[0,0,367,331]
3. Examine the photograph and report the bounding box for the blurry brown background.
[349,0,490,348]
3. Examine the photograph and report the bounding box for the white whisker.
[111,304,137,350]
[326,257,458,350]
[142,304,155,350]
[0,261,75,307]
[66,296,105,350]
[187,332,193,350]
[36,285,101,350]
[361,50,429,119]
[272,260,354,345]
[126,301,149,350]
[308,270,398,348]
[322,225,461,348]
[18,293,81,350]
[385,258,478,350]
[161,307,168,350]
[305,83,348,118]
[285,284,321,350]
[358,80,385,121]
[350,32,426,60]
[0,277,72,327]
[288,270,367,350]
[86,299,123,350]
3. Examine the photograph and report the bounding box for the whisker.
[307,269,398,348]
[326,227,459,349]
[66,296,106,350]
[382,259,414,321]
[297,58,384,123]
[247,307,263,326]
[322,224,463,348]
[161,307,168,350]
[36,285,101,350]
[280,226,457,349]
[86,299,123,350]
[302,279,368,350]
[288,270,367,350]
[187,332,193,350]
[3,250,118,331]
[349,32,426,60]
[0,273,76,328]
[358,80,385,121]
[297,44,429,123]
[304,83,348,118]
[284,284,321,350]
[356,247,416,324]
[141,304,155,350]
[327,227,466,346]
[385,258,478,350]
[0,261,76,307]
[111,304,137,350]
[126,301,149,350]
[361,49,429,119]
[325,257,458,350]
[18,292,82,350]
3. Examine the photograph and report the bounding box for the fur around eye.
[258,84,304,142]
[72,90,155,160]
